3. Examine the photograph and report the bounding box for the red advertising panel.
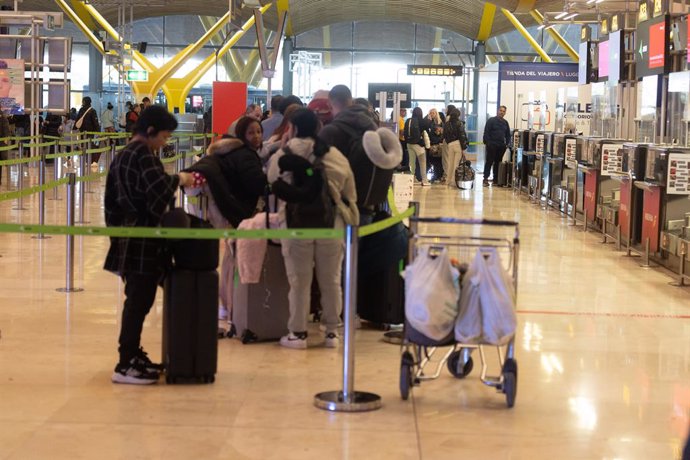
[649,21,666,68]
[619,180,632,239]
[212,81,247,138]
[641,187,661,253]
[583,169,598,223]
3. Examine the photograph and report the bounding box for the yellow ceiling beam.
[54,0,104,53]
[277,0,293,37]
[79,2,156,72]
[147,12,231,97]
[171,4,272,113]
[477,3,496,41]
[529,10,579,62]
[68,0,98,32]
[501,8,553,63]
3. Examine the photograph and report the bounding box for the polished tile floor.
[1,162,690,460]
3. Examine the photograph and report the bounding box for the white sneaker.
[279,332,308,349]
[324,332,340,348]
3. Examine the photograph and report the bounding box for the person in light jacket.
[267,108,358,350]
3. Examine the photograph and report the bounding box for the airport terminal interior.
[2,0,690,459]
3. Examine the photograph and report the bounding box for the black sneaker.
[134,347,165,373]
[112,357,160,385]
[483,180,490,187]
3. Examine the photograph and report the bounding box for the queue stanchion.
[13,142,27,211]
[76,153,89,224]
[314,225,382,413]
[31,149,50,240]
[57,173,84,293]
[51,140,62,201]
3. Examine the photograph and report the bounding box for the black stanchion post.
[57,173,84,293]
[13,142,27,210]
[314,225,382,412]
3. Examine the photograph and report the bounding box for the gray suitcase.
[232,244,290,343]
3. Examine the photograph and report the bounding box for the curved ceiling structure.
[15,0,587,40]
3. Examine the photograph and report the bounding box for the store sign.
[407,65,462,76]
[565,139,577,168]
[652,0,665,18]
[649,20,666,68]
[125,69,148,82]
[500,63,578,82]
[611,14,620,32]
[600,18,609,37]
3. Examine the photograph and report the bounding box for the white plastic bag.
[478,247,516,345]
[454,251,483,343]
[403,246,460,341]
[455,248,516,345]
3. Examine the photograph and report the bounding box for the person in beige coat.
[267,108,358,349]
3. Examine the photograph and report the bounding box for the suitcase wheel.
[241,329,258,344]
[203,375,215,384]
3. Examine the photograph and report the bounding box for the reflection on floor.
[1,164,690,460]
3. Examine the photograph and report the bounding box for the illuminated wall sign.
[125,69,148,82]
[407,65,462,76]
[652,0,666,18]
[610,14,620,32]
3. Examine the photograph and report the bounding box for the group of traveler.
[396,104,469,187]
[104,85,403,384]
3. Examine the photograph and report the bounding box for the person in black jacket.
[104,106,194,385]
[183,117,267,335]
[76,96,102,166]
[404,107,429,185]
[482,105,510,187]
[443,108,469,186]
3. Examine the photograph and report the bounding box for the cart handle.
[411,217,519,227]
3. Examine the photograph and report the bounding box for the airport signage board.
[407,65,462,77]
[125,69,148,82]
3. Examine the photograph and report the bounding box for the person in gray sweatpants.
[267,108,359,349]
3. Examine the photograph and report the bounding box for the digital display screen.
[598,40,609,79]
[636,14,670,78]
[192,95,203,108]
[608,31,622,84]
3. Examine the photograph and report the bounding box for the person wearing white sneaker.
[268,109,359,350]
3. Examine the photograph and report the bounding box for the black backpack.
[330,120,395,209]
[403,117,421,144]
[279,147,336,229]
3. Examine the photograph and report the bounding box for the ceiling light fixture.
[554,11,569,20]
[586,0,596,4]
[595,0,605,3]
[564,13,578,20]
[545,24,555,30]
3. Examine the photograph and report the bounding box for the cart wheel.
[446,350,473,379]
[502,358,518,408]
[400,351,414,401]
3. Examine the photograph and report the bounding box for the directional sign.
[407,65,462,77]
[125,69,148,82]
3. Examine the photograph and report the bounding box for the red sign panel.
[584,170,598,223]
[649,21,666,69]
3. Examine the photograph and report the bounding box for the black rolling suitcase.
[232,244,290,343]
[497,161,512,187]
[162,269,219,384]
[357,260,405,326]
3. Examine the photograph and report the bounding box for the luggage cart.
[399,217,519,407]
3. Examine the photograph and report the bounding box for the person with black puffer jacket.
[404,107,429,186]
[443,108,469,187]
